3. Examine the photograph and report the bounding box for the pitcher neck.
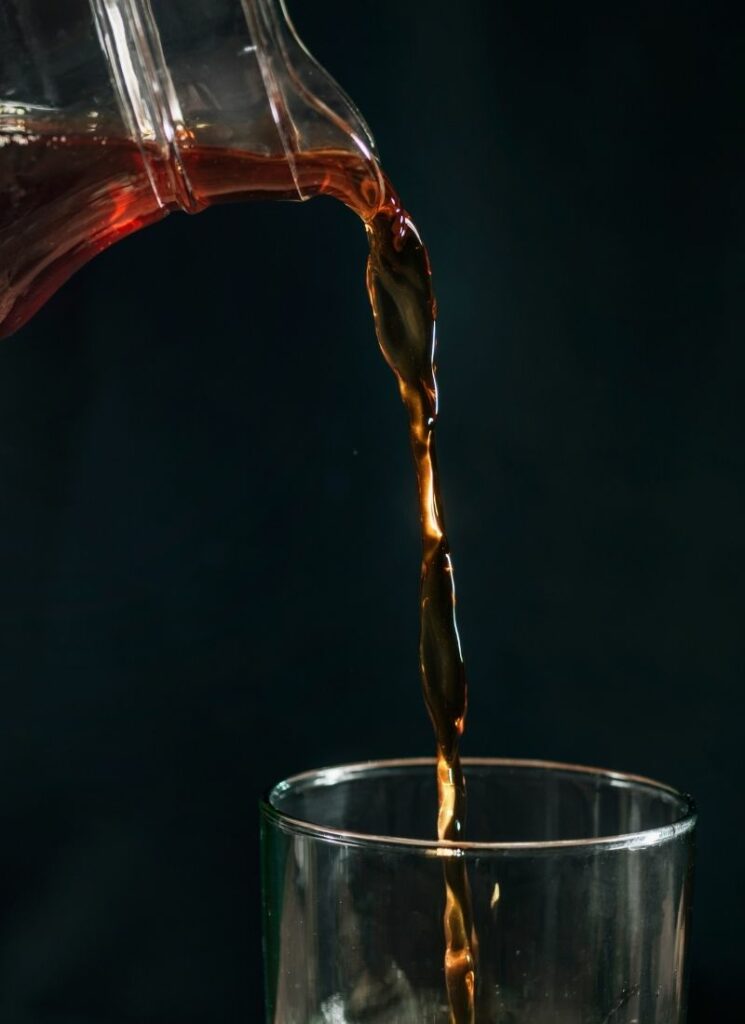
[90,0,382,211]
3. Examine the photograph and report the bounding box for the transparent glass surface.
[0,0,380,336]
[261,758,696,1023]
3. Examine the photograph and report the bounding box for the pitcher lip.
[260,756,697,854]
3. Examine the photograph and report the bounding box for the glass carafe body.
[0,0,381,336]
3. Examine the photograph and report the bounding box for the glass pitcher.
[0,0,383,337]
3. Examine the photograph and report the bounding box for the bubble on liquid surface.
[316,988,449,1023]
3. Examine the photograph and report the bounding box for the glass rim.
[261,757,697,854]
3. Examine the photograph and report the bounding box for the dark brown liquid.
[365,197,476,1024]
[0,135,476,1022]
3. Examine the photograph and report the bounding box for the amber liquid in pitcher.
[0,135,477,1023]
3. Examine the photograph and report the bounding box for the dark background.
[1,1,743,1020]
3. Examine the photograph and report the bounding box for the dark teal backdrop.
[0,1,742,1020]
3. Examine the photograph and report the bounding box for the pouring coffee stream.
[1,2,477,1020]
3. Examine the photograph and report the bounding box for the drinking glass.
[260,758,696,1023]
